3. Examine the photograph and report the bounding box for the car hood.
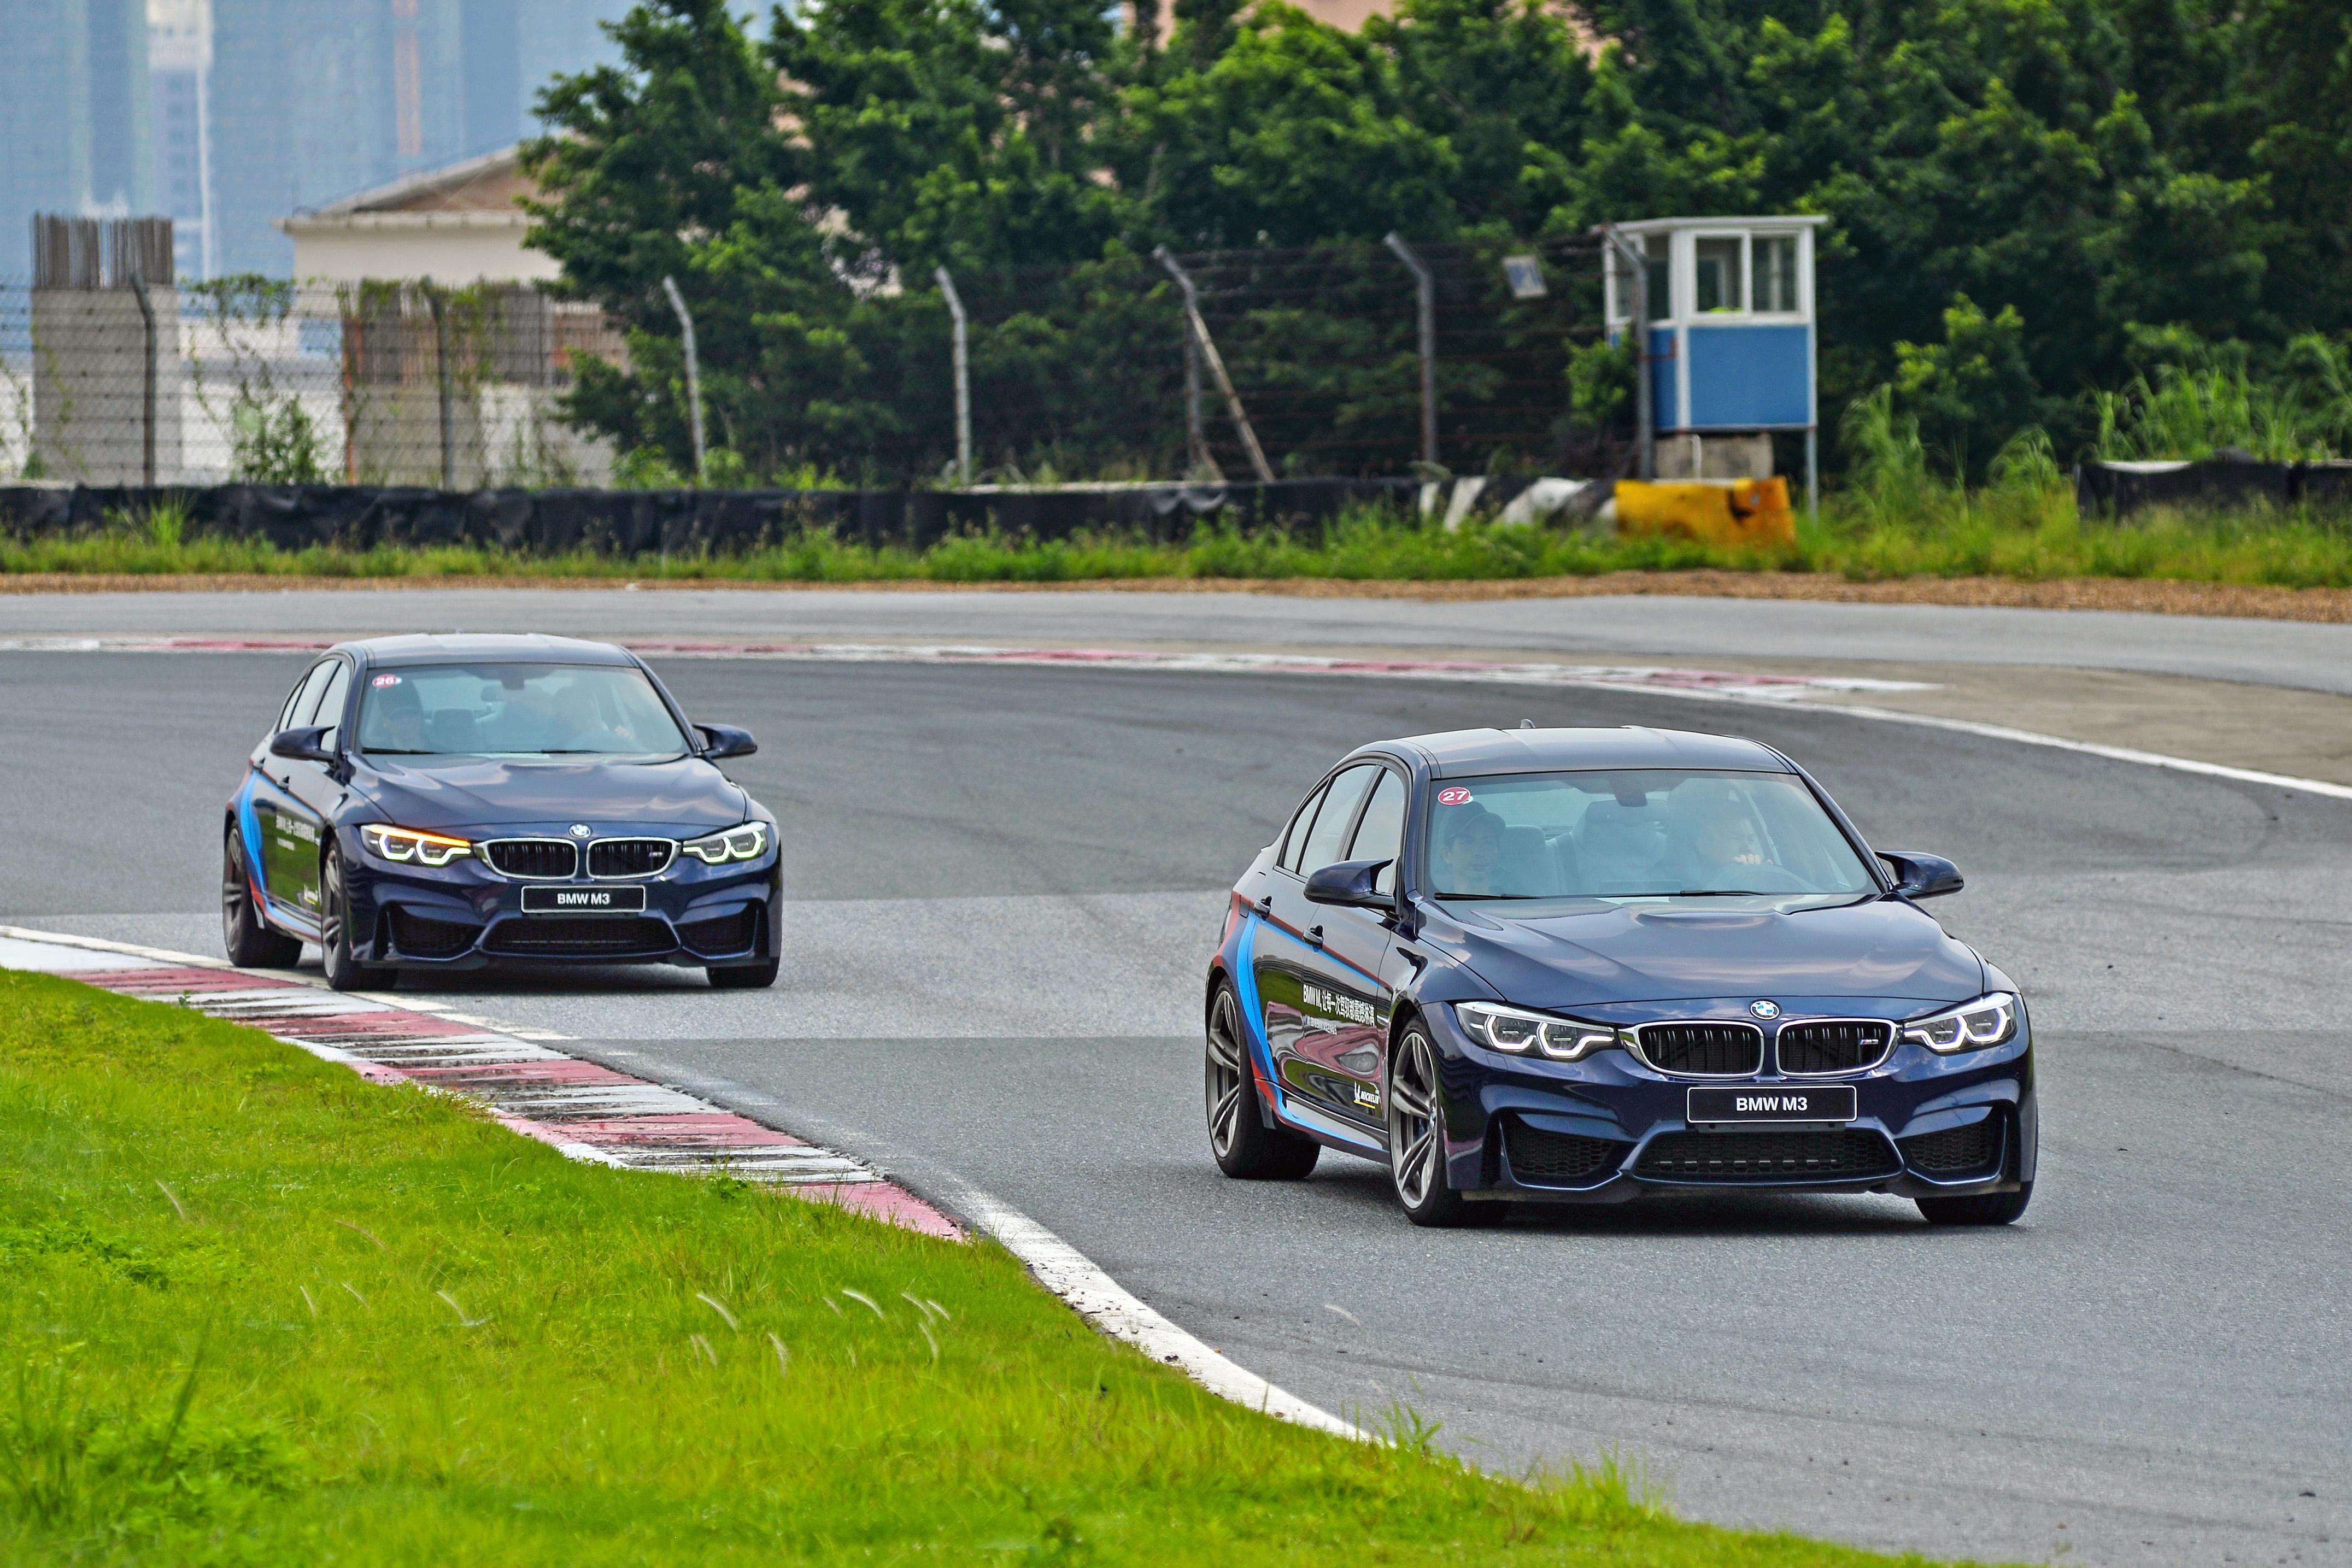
[1436,897,1985,1009]
[348,756,752,833]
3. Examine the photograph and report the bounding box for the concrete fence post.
[934,266,972,485]
[1382,232,1438,470]
[1154,245,1272,484]
[660,275,706,485]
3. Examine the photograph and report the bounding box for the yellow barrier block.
[1615,477,1795,549]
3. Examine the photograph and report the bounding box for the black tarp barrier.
[0,478,1427,554]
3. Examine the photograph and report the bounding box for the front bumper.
[339,825,782,971]
[1423,1002,2037,1204]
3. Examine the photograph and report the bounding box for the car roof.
[333,633,642,668]
[1373,725,1791,777]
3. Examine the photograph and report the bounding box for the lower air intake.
[484,917,671,956]
[1636,1130,1900,1182]
[678,907,758,956]
[385,906,476,959]
[1504,1120,1627,1185]
[1901,1117,2003,1175]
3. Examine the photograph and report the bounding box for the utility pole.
[1383,232,1438,470]
[934,267,972,485]
[661,274,706,485]
[1599,226,1655,481]
[1154,246,1274,484]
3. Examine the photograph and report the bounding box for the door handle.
[1306,924,1325,946]
[1253,895,1274,919]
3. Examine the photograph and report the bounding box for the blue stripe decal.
[1233,914,1272,1077]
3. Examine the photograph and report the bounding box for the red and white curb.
[0,632,1930,704]
[0,926,1361,1439]
[0,926,959,1240]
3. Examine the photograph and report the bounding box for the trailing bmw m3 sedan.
[222,633,782,990]
[1203,725,2036,1227]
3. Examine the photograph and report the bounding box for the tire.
[708,959,780,990]
[1387,1023,1501,1228]
[1205,983,1318,1179]
[221,825,301,970]
[1916,1182,2033,1226]
[319,842,394,992]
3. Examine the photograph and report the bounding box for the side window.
[286,661,336,728]
[1346,769,1407,894]
[1295,765,1379,878]
[1279,781,1332,874]
[311,662,353,752]
[274,672,310,731]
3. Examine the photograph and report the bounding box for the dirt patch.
[4,568,2349,622]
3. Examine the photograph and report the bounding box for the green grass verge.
[7,497,2352,589]
[0,971,1975,1565]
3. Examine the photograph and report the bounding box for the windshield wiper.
[1439,893,1546,901]
[362,748,441,756]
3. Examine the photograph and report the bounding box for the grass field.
[0,970,1975,1566]
[5,495,2352,592]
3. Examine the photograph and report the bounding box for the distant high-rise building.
[149,0,214,279]
[4,0,632,280]
[0,0,155,277]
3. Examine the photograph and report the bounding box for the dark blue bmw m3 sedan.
[1204,725,2036,1227]
[221,633,781,990]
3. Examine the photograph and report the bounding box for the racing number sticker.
[1436,786,1473,806]
[371,673,401,688]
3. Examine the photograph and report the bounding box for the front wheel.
[708,959,779,990]
[1205,983,1318,1179]
[319,843,394,992]
[1917,1182,2033,1226]
[221,826,301,969]
[1388,1024,1499,1228]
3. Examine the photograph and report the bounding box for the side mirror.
[1879,850,1964,900]
[268,725,336,765]
[697,723,758,760]
[1304,858,1397,913]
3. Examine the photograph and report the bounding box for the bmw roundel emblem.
[1749,1000,1781,1019]
[568,823,593,838]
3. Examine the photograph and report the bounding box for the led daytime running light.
[359,824,473,866]
[682,821,769,865]
[1900,992,2018,1054]
[1454,1001,1623,1061]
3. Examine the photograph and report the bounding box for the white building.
[275,145,558,287]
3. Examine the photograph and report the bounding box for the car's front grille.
[1636,1022,1765,1076]
[1504,1119,1627,1185]
[1777,1020,1892,1074]
[1901,1117,2003,1176]
[1636,1130,1901,1182]
[385,906,476,959]
[677,907,758,956]
[589,838,675,878]
[483,917,670,956]
[484,839,578,879]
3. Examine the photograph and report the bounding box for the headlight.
[681,821,769,865]
[359,824,472,867]
[1454,1001,1624,1061]
[1901,993,2018,1053]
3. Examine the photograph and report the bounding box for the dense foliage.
[521,0,2352,483]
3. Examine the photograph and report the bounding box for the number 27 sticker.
[1436,786,1473,806]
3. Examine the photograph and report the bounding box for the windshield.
[355,662,688,760]
[1426,768,1877,906]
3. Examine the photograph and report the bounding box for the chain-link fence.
[0,272,625,490]
[3,226,1610,491]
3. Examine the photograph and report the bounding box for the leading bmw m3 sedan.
[222,633,782,990]
[1204,725,2036,1228]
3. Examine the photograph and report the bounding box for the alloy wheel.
[1206,987,1248,1159]
[1389,1031,1442,1208]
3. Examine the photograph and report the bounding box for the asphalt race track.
[3,647,2348,1567]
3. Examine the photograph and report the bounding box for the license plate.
[1687,1084,1856,1124]
[520,885,646,914]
